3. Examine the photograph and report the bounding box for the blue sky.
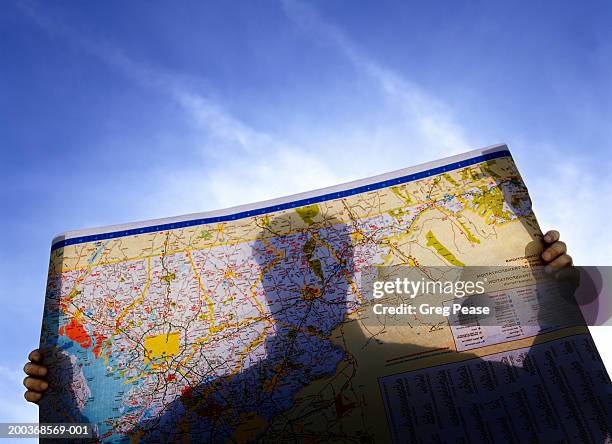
[1,0,612,425]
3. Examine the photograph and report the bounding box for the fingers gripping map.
[40,144,612,442]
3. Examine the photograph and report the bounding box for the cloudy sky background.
[1,0,612,426]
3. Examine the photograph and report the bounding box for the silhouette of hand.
[541,230,572,269]
[23,349,48,403]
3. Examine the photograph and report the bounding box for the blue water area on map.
[56,334,143,442]
[88,241,107,265]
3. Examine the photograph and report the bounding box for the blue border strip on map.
[51,150,511,251]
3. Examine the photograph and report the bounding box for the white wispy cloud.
[280,0,470,156]
[170,0,474,211]
[18,0,478,212]
[16,0,345,213]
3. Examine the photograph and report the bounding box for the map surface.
[40,144,612,442]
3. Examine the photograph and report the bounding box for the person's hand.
[540,230,580,294]
[541,230,572,271]
[23,349,48,403]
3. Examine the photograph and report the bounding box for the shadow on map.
[127,214,364,442]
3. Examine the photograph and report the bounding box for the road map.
[40,144,612,443]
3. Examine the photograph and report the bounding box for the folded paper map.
[40,144,612,442]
